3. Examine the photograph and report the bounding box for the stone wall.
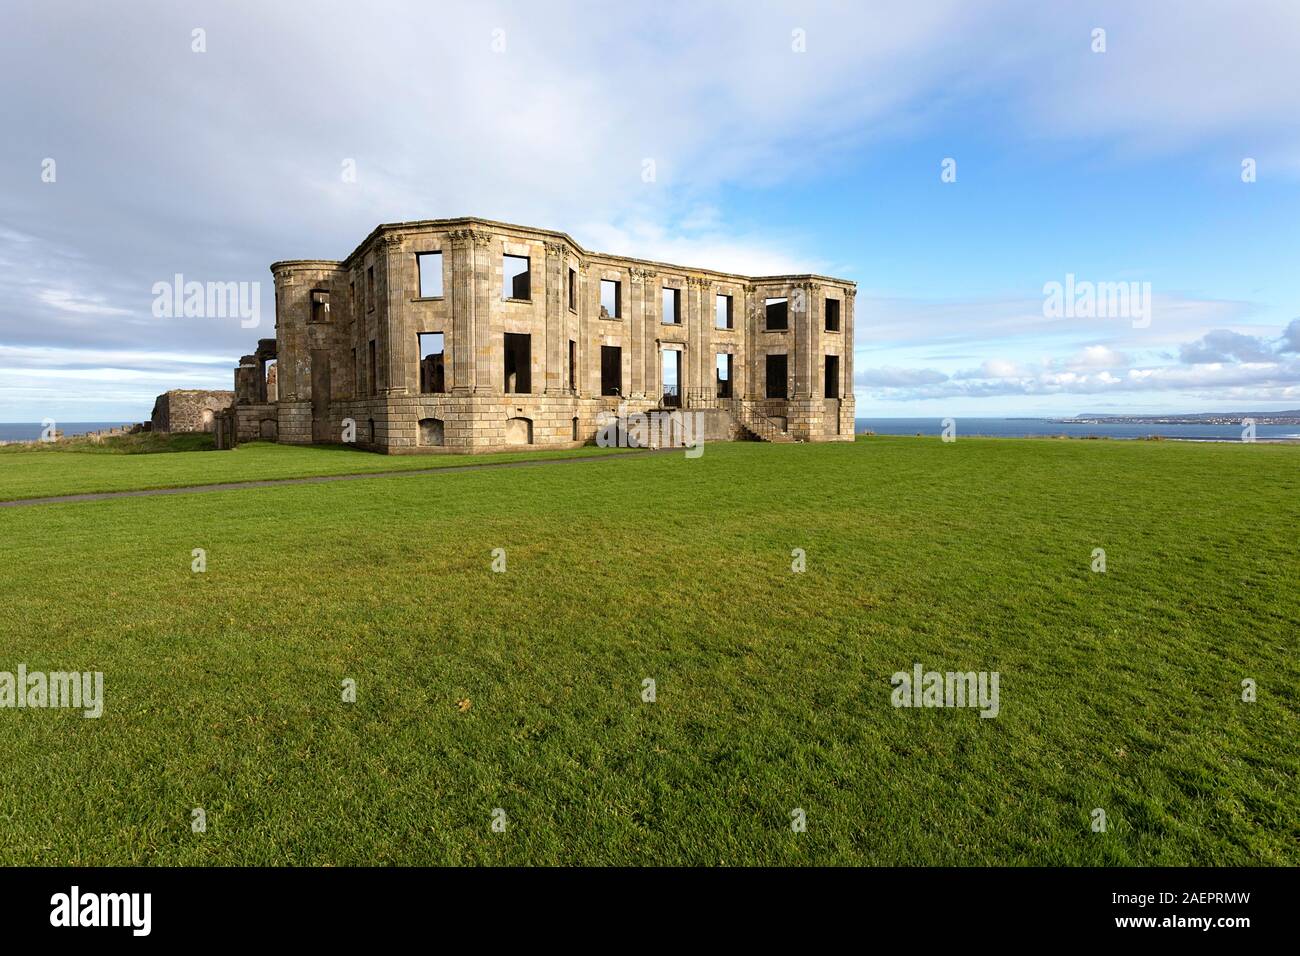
[150,389,234,433]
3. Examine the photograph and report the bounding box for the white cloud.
[36,288,133,316]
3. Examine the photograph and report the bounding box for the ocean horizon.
[0,421,134,442]
[4,417,1298,445]
[854,417,1300,442]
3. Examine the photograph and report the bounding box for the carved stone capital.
[375,233,404,253]
[629,266,657,279]
[449,228,493,247]
[687,276,712,289]
[544,240,568,258]
[844,287,856,300]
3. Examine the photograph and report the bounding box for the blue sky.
[2,0,1298,421]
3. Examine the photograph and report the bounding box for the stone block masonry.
[151,389,233,433]
[226,217,856,453]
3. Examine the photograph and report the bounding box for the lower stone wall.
[229,391,852,453]
[836,397,857,441]
[277,402,312,445]
[235,403,278,442]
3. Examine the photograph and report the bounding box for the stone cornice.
[328,217,857,290]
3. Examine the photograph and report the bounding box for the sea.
[0,422,134,442]
[855,417,1300,442]
[2,418,1297,444]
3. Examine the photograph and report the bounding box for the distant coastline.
[1061,409,1300,426]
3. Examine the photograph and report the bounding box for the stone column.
[544,241,566,394]
[690,277,712,402]
[578,263,591,395]
[809,281,823,399]
[844,287,855,399]
[628,267,646,398]
[793,281,814,399]
[448,229,478,394]
[641,269,658,397]
[377,233,408,395]
[470,230,494,394]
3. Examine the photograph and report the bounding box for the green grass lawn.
[0,436,1295,865]
[0,438,630,501]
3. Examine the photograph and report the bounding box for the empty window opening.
[661,349,681,407]
[716,294,733,329]
[418,332,446,394]
[366,266,375,311]
[504,332,531,393]
[571,416,579,441]
[765,353,788,398]
[310,290,330,324]
[600,279,621,318]
[503,255,531,300]
[350,348,358,397]
[601,345,622,396]
[417,252,444,298]
[824,355,840,398]
[568,339,577,392]
[825,297,841,332]
[716,353,733,398]
[765,297,788,331]
[262,358,278,402]
[568,267,577,311]
[368,340,377,395]
[663,287,682,325]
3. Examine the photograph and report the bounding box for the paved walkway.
[0,450,668,509]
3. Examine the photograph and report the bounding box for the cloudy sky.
[2,0,1299,422]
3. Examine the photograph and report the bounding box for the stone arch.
[201,408,215,431]
[504,417,533,446]
[259,418,278,440]
[418,417,445,446]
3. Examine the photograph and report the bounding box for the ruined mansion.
[221,217,855,452]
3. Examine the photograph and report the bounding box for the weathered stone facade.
[225,217,856,453]
[150,389,233,433]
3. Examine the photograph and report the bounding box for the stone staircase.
[683,390,799,443]
[730,400,797,442]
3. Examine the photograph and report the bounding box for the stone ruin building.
[150,389,233,433]
[218,217,855,452]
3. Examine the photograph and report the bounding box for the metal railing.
[661,385,681,408]
[685,387,718,408]
[729,398,792,442]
